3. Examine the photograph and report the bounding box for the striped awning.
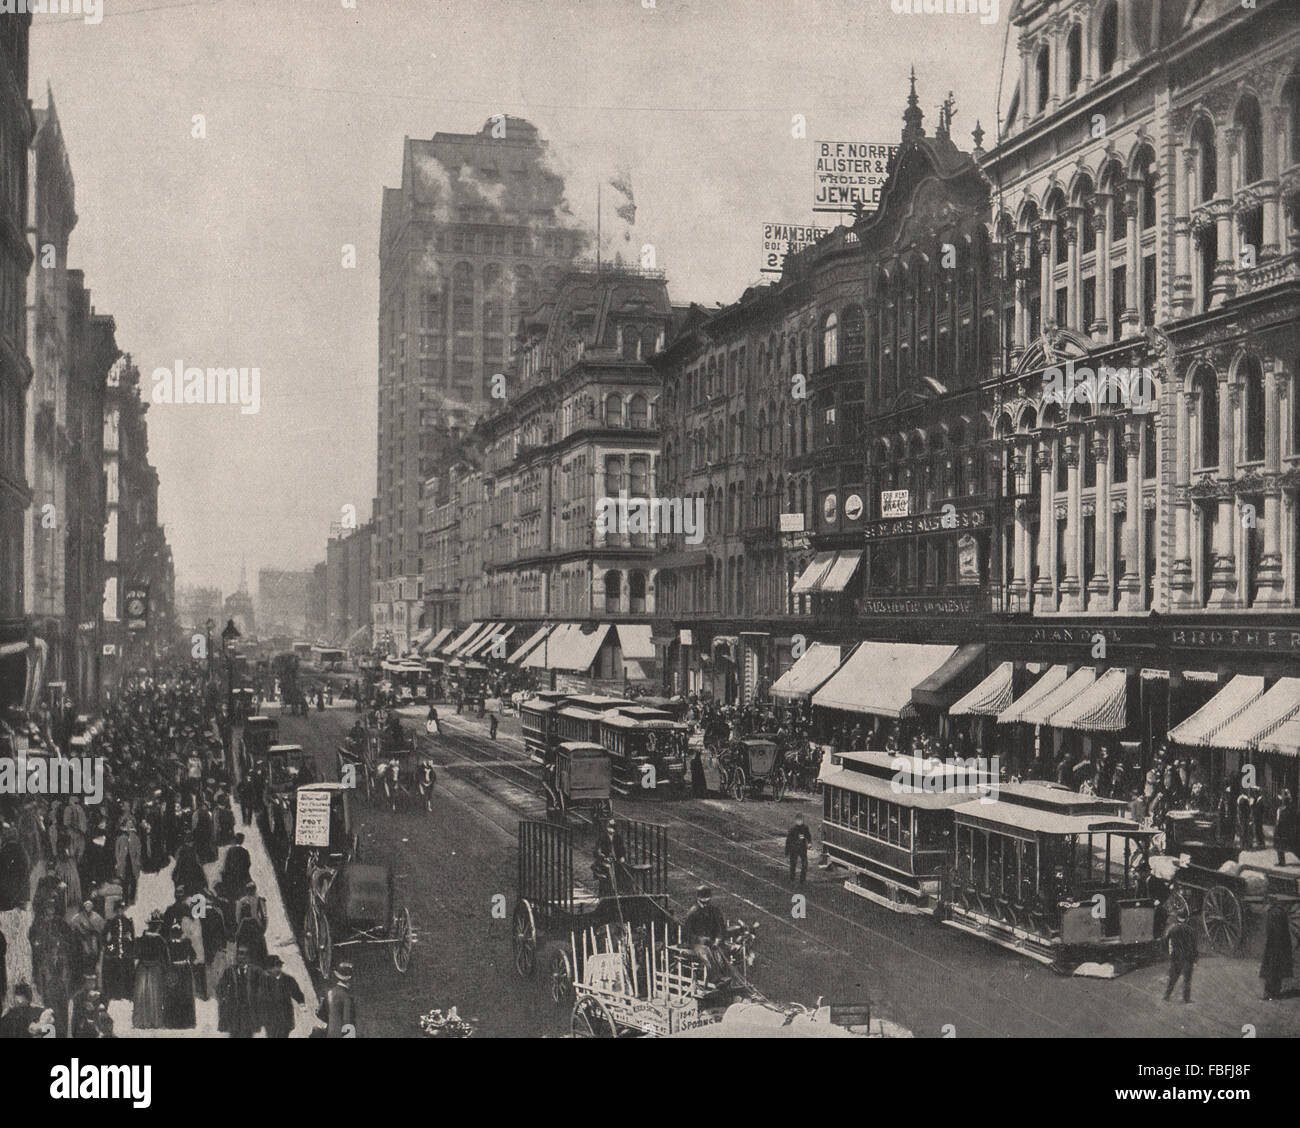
[1049,668,1128,732]
[770,643,843,701]
[791,552,835,595]
[421,627,454,655]
[1167,675,1265,747]
[440,622,482,656]
[1209,677,1300,752]
[818,551,863,593]
[950,661,1014,717]
[995,664,1069,725]
[1260,719,1300,759]
[508,625,554,664]
[911,642,985,710]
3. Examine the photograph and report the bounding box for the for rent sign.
[814,141,899,214]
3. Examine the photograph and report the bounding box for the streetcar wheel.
[1165,888,1191,925]
[512,901,538,977]
[1202,885,1244,955]
[730,767,747,801]
[392,906,413,973]
[317,909,333,979]
[571,995,617,1038]
[543,942,573,1007]
[772,770,787,802]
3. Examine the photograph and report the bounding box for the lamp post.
[221,618,241,720]
[204,618,214,683]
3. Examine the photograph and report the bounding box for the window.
[1066,25,1082,93]
[1235,96,1263,186]
[1036,45,1050,114]
[628,394,648,430]
[605,394,623,427]
[1142,255,1156,328]
[1098,2,1118,76]
[604,571,622,613]
[822,313,839,367]
[1143,416,1157,480]
[1192,118,1216,203]
[1196,370,1219,469]
[1111,266,1125,340]
[1243,358,1266,463]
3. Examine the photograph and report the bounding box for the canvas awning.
[452,621,501,657]
[465,624,514,659]
[1260,719,1300,759]
[949,661,1015,717]
[1049,667,1129,732]
[996,665,1069,725]
[523,624,573,669]
[441,622,482,656]
[812,642,959,719]
[1208,678,1300,752]
[421,627,454,655]
[770,643,843,701]
[552,623,611,673]
[1007,666,1095,728]
[508,625,554,664]
[817,551,863,593]
[1167,675,1266,747]
[615,623,656,660]
[791,552,835,595]
[410,628,433,649]
[911,642,985,710]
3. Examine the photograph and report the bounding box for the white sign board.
[761,222,831,275]
[778,512,806,533]
[814,141,899,214]
[880,489,910,519]
[294,789,333,847]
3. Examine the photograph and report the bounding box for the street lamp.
[204,618,215,683]
[222,618,241,721]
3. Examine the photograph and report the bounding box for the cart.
[544,741,611,828]
[720,738,788,801]
[511,817,671,1005]
[296,783,415,977]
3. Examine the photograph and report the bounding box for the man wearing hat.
[217,940,266,1038]
[593,818,627,899]
[262,955,305,1038]
[683,886,729,983]
[318,962,357,1037]
[0,983,43,1038]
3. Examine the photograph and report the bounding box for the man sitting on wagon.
[683,886,731,986]
[593,819,628,898]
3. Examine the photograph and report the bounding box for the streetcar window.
[899,807,912,851]
[830,789,841,824]
[868,797,880,838]
[988,835,1003,895]
[887,804,899,846]
[971,829,987,890]
[1021,841,1036,897]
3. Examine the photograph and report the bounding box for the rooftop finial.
[902,66,924,142]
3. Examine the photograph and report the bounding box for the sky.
[29,0,1009,595]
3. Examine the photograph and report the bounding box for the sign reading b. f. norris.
[814,141,899,214]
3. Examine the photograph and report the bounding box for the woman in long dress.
[163,923,197,1029]
[131,914,168,1029]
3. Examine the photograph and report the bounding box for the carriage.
[296,783,414,977]
[544,742,612,828]
[719,738,788,801]
[239,714,279,773]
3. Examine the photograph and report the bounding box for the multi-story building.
[175,583,223,632]
[374,117,583,650]
[325,520,373,647]
[0,11,32,710]
[257,567,313,637]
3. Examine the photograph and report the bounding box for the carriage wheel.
[1202,885,1244,955]
[512,901,538,978]
[730,767,747,802]
[571,995,617,1038]
[543,942,573,1007]
[302,904,319,964]
[771,769,787,803]
[1164,888,1191,926]
[392,906,413,973]
[317,909,333,979]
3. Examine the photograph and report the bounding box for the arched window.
[1235,96,1263,186]
[1137,146,1157,231]
[757,409,767,453]
[1036,45,1050,114]
[605,393,623,427]
[1098,2,1118,76]
[628,571,646,614]
[1242,357,1266,463]
[452,261,474,332]
[1286,75,1300,167]
[1194,369,1219,469]
[1066,25,1082,93]
[628,394,647,429]
[842,305,866,362]
[1192,117,1217,203]
[513,265,535,312]
[641,326,658,360]
[822,312,839,367]
[604,570,622,613]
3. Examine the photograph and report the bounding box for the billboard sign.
[761,221,831,275]
[880,489,910,519]
[814,141,899,214]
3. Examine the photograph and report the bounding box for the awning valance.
[1209,677,1300,752]
[1260,719,1300,759]
[812,642,958,719]
[995,665,1069,725]
[1049,667,1128,732]
[911,642,985,710]
[615,623,656,660]
[791,552,835,595]
[770,643,843,701]
[818,551,863,594]
[1167,675,1265,747]
[949,661,1015,717]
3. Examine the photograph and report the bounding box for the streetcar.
[554,705,610,746]
[599,710,688,796]
[521,696,566,764]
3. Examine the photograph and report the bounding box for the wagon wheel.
[302,903,319,964]
[391,906,413,973]
[512,900,538,978]
[317,908,334,979]
[730,766,747,802]
[543,942,573,1007]
[1202,884,1244,955]
[571,994,618,1038]
[1164,887,1191,926]
[771,769,787,803]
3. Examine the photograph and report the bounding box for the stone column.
[1262,106,1283,258]
[1063,210,1080,329]
[1010,448,1029,600]
[1117,422,1145,611]
[1254,359,1287,605]
[1173,148,1193,314]
[1170,382,1196,608]
[1039,217,1056,324]
[1123,180,1141,332]
[1207,378,1238,607]
[1047,25,1060,112]
[1118,0,1134,66]
[1088,428,1111,604]
[1211,128,1236,307]
[1090,194,1111,339]
[1014,233,1031,348]
[1060,430,1083,611]
[1080,6,1094,91]
[1033,446,1055,604]
[1019,40,1033,130]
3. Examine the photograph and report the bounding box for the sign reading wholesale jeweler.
[761,221,831,275]
[814,141,899,214]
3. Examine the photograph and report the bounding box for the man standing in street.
[262,955,305,1038]
[318,962,357,1037]
[1274,791,1296,866]
[1163,916,1198,1003]
[785,812,813,886]
[489,713,499,740]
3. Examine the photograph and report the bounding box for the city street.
[268,701,1298,1038]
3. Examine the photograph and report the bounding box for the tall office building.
[374,116,583,650]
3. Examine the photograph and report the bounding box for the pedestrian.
[132,912,168,1029]
[100,900,135,1002]
[1259,900,1294,1000]
[217,941,266,1037]
[317,962,357,1037]
[0,983,43,1039]
[262,955,304,1038]
[785,812,813,886]
[489,713,498,740]
[1162,916,1198,1003]
[1275,792,1297,866]
[1237,788,1253,851]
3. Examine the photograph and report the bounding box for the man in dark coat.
[218,833,252,899]
[785,813,813,886]
[0,824,29,910]
[0,983,43,1039]
[100,901,135,1001]
[1260,901,1294,1000]
[262,955,305,1038]
[1274,792,1297,866]
[1163,917,1198,1003]
[316,962,356,1037]
[217,942,266,1038]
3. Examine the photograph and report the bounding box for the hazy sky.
[30,0,1007,594]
